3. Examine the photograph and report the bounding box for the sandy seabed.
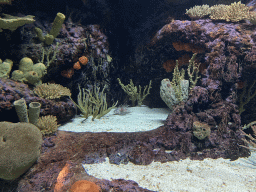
[59,106,256,191]
[82,154,256,192]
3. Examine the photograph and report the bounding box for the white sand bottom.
[58,106,170,132]
[82,153,256,192]
[59,106,256,191]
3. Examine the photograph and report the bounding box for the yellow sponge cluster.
[10,57,47,86]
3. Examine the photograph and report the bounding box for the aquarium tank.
[0,0,255,191]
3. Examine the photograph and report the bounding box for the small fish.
[113,105,130,115]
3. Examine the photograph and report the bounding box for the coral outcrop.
[0,78,76,123]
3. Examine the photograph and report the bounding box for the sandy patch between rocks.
[83,154,256,192]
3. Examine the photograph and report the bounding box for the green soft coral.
[117,78,152,106]
[69,85,118,121]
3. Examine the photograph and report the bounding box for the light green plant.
[249,11,256,25]
[170,60,187,102]
[160,53,201,110]
[171,53,201,100]
[70,85,118,121]
[117,78,152,106]
[241,122,256,153]
[39,42,60,67]
[0,0,12,4]
[238,80,256,115]
[32,63,47,78]
[187,53,201,89]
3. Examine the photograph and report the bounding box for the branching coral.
[238,80,256,115]
[185,5,211,19]
[186,1,251,22]
[69,84,118,121]
[160,53,201,110]
[210,1,250,22]
[39,42,60,68]
[33,83,71,99]
[241,122,256,153]
[117,78,152,106]
[187,53,201,89]
[36,115,59,135]
[171,60,186,102]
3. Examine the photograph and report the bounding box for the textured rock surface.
[0,78,76,124]
[8,120,248,191]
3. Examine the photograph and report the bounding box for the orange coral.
[172,41,204,53]
[79,56,88,65]
[163,60,176,73]
[69,180,100,192]
[54,163,70,192]
[73,61,81,70]
[235,81,245,89]
[162,54,191,73]
[61,68,74,78]
[162,54,207,73]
